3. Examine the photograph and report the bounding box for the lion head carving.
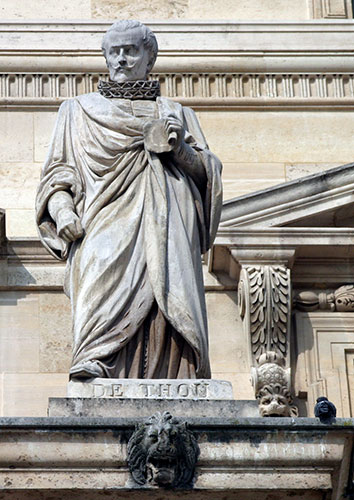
[127,411,199,488]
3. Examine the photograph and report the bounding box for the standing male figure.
[36,20,222,381]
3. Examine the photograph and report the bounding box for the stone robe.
[36,92,222,379]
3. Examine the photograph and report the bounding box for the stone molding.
[3,72,354,110]
[1,22,354,109]
[295,312,354,417]
[0,416,352,497]
[221,163,354,228]
[311,0,352,18]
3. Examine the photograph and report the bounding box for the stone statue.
[36,20,222,381]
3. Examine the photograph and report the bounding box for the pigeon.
[314,396,337,423]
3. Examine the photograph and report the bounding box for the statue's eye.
[125,46,137,55]
[148,433,158,442]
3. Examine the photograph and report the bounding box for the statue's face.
[104,28,151,83]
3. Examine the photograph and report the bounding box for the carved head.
[258,385,297,417]
[127,411,199,488]
[101,20,158,82]
[252,351,298,417]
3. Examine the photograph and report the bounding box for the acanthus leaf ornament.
[239,265,297,417]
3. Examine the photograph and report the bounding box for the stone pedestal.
[48,378,259,417]
[67,378,234,399]
[48,397,259,418]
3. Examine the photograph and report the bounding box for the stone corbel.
[233,248,298,417]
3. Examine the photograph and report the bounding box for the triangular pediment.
[220,163,354,229]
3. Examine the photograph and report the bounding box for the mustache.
[111,64,135,71]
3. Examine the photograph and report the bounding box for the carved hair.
[101,20,158,73]
[127,411,199,488]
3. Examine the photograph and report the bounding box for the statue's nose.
[117,49,127,66]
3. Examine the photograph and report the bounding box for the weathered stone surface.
[36,21,223,383]
[92,0,188,19]
[48,398,258,418]
[0,417,351,498]
[0,0,91,19]
[67,378,233,399]
[2,373,67,417]
[39,293,72,373]
[0,111,33,163]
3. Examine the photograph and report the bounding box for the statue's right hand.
[56,207,83,242]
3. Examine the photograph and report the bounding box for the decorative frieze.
[2,72,354,108]
[295,285,354,312]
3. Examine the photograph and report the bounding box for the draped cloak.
[36,92,223,379]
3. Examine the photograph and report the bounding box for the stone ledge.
[0,415,353,429]
[48,398,259,418]
[0,417,352,498]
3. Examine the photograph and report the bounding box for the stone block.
[285,162,339,181]
[39,293,72,373]
[223,178,286,200]
[0,163,40,210]
[2,373,67,416]
[188,0,309,20]
[67,378,233,399]
[34,111,58,163]
[91,0,188,19]
[207,291,247,372]
[5,209,36,237]
[48,397,259,417]
[206,291,245,372]
[0,0,91,19]
[0,111,33,163]
[197,110,354,164]
[6,265,65,289]
[90,0,309,20]
[0,292,40,373]
[212,372,254,400]
[223,162,286,180]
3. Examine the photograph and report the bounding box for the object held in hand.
[144,119,178,153]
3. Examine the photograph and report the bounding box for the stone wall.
[0,0,337,21]
[1,16,354,416]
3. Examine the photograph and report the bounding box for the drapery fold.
[36,93,222,378]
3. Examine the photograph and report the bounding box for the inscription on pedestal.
[67,378,233,400]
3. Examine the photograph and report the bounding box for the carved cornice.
[1,21,354,109]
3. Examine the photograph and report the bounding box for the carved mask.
[259,392,289,417]
[144,422,179,486]
[127,411,199,488]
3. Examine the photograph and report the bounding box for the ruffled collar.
[98,79,160,100]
